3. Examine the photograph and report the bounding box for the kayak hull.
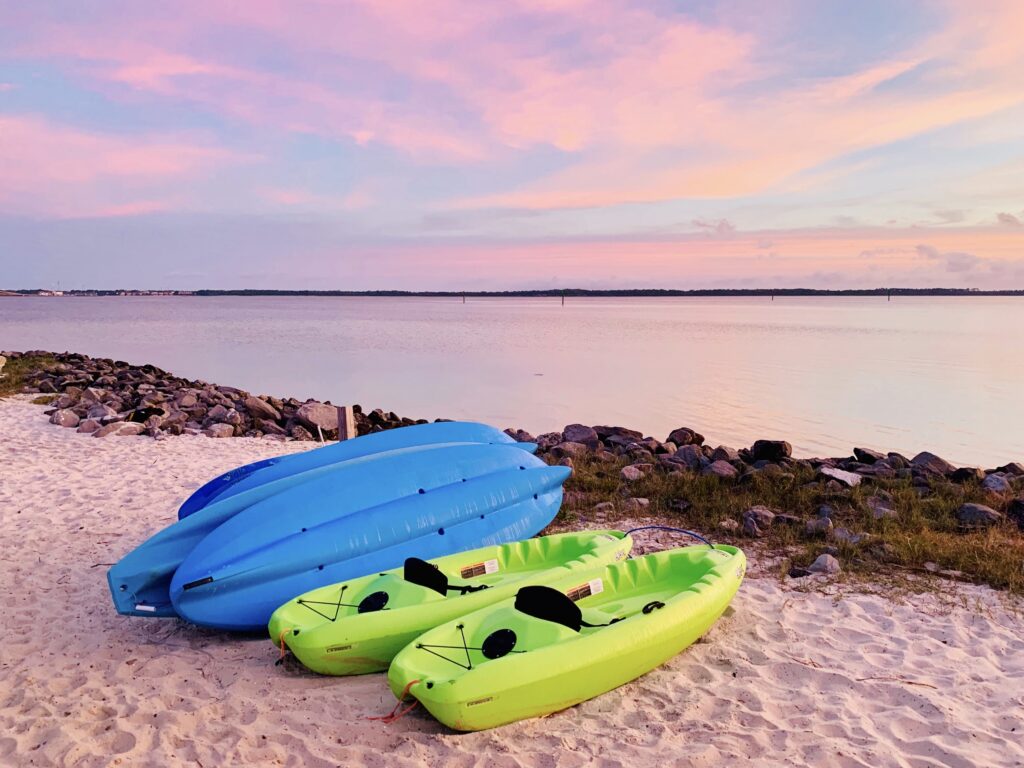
[169,443,571,631]
[387,544,745,731]
[270,530,633,675]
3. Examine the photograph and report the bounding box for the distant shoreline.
[4,288,1024,297]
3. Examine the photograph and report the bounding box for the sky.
[1,0,1023,290]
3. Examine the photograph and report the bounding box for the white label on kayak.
[460,559,499,579]
[566,578,603,601]
[134,604,156,612]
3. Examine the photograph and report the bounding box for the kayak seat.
[514,585,620,633]
[404,557,490,597]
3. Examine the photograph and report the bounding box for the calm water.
[2,296,1021,466]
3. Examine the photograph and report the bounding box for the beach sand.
[1,395,1022,768]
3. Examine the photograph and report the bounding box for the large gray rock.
[911,451,956,475]
[981,473,1012,495]
[996,462,1024,477]
[204,423,235,438]
[666,427,704,446]
[956,503,1001,527]
[805,517,833,537]
[702,460,738,479]
[710,445,740,462]
[853,447,885,464]
[742,505,775,537]
[1008,498,1024,531]
[673,444,705,470]
[950,466,985,483]
[76,419,101,434]
[550,441,589,459]
[115,422,146,437]
[295,401,338,437]
[49,409,80,428]
[620,463,651,482]
[818,466,862,487]
[86,403,119,421]
[750,440,792,462]
[207,403,229,422]
[562,424,599,446]
[866,495,897,519]
[807,553,842,575]
[244,395,281,422]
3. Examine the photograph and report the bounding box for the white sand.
[1,395,1022,768]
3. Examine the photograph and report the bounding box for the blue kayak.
[177,421,523,518]
[108,423,534,619]
[169,443,570,631]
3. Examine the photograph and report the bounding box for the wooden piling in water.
[336,405,357,442]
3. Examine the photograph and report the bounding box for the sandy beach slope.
[1,396,1022,768]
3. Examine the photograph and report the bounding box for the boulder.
[832,527,868,545]
[295,401,339,437]
[48,409,80,428]
[807,553,841,575]
[710,445,740,462]
[557,457,574,471]
[950,466,985,483]
[290,424,315,441]
[550,441,590,459]
[592,501,616,514]
[86,404,119,421]
[886,452,910,470]
[504,428,536,443]
[718,518,740,533]
[666,427,704,447]
[750,440,792,462]
[534,432,563,451]
[204,423,235,438]
[853,447,885,465]
[995,462,1024,477]
[257,419,287,436]
[910,451,956,475]
[981,473,1012,495]
[622,497,650,512]
[76,419,101,434]
[244,395,281,422]
[955,503,1001,528]
[866,495,897,520]
[115,422,145,437]
[742,505,775,537]
[1007,498,1024,531]
[620,464,651,482]
[673,444,705,470]
[702,460,738,479]
[562,424,600,447]
[176,392,199,408]
[594,425,644,442]
[805,517,833,537]
[818,466,862,488]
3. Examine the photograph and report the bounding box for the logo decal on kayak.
[466,696,494,707]
[566,578,604,602]
[460,559,499,578]
[326,644,353,653]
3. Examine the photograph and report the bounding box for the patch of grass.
[30,394,59,405]
[0,353,58,397]
[559,453,1024,593]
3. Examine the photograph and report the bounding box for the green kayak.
[269,530,632,675]
[387,543,745,731]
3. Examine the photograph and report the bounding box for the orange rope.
[278,628,293,662]
[367,679,421,724]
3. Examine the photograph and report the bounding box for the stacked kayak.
[107,422,569,629]
[269,530,633,675]
[386,543,745,731]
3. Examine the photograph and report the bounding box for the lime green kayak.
[269,530,632,675]
[386,543,745,731]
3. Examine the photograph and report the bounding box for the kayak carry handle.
[623,526,715,548]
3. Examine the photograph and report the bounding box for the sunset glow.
[1,1,1023,288]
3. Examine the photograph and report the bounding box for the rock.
[592,501,616,514]
[750,440,792,462]
[76,419,101,434]
[79,387,108,406]
[534,432,563,450]
[223,408,244,426]
[623,497,650,512]
[504,428,536,443]
[951,466,985,483]
[853,447,885,464]
[557,457,574,470]
[290,424,315,441]
[832,527,868,545]
[206,403,229,422]
[86,403,119,421]
[93,422,139,438]
[910,451,956,475]
[666,427,704,446]
[673,444,705,470]
[773,513,802,527]
[176,392,199,408]
[1007,498,1024,531]
[37,379,58,393]
[710,445,740,462]
[742,505,775,537]
[244,395,281,422]
[295,401,338,438]
[996,462,1024,477]
[562,424,599,446]
[48,409,80,428]
[805,517,833,536]
[620,464,651,482]
[550,441,590,459]
[204,423,235,438]
[816,504,836,519]
[718,518,740,533]
[594,425,644,442]
[866,495,897,520]
[955,503,1002,528]
[807,553,841,575]
[257,419,287,436]
[886,452,910,470]
[818,466,862,488]
[981,473,1012,495]
[702,460,738,479]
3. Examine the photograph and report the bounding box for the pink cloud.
[0,114,249,217]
